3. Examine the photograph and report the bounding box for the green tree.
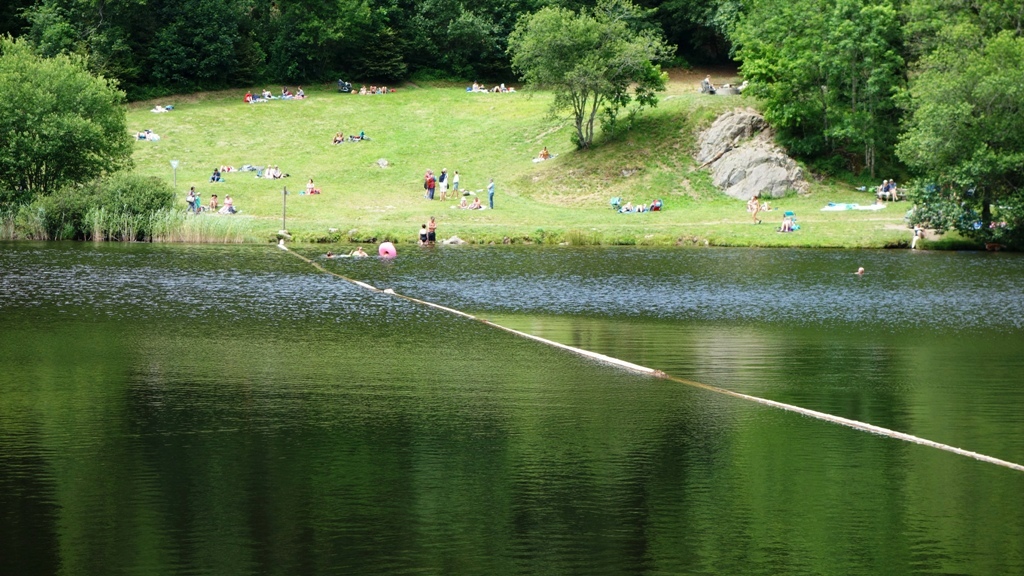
[149,0,244,90]
[897,28,1024,246]
[508,0,669,149]
[734,0,903,175]
[0,38,133,206]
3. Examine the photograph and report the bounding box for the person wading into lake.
[427,217,437,244]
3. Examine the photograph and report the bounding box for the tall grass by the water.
[1,205,261,243]
[148,209,258,243]
[0,206,48,240]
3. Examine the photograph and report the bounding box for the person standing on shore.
[748,195,761,224]
[488,178,495,209]
[424,170,436,200]
[438,169,448,200]
[427,216,437,244]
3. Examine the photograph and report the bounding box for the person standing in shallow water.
[427,216,437,244]
[488,178,495,209]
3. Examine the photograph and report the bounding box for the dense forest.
[0,0,734,100]
[1,0,1022,245]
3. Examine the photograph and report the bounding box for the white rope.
[283,245,1024,473]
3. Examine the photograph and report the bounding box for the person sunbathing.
[459,197,468,209]
[305,178,320,195]
[619,202,634,213]
[469,197,482,209]
[539,147,551,160]
[295,87,305,99]
[332,132,345,144]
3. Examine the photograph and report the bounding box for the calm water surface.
[1,242,1022,575]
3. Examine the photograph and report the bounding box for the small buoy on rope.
[378,242,397,259]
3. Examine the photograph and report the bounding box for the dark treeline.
[1,0,731,100]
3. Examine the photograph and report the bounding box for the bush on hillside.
[0,37,133,205]
[28,173,174,241]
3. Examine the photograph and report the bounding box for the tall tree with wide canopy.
[508,0,669,149]
[0,38,132,205]
[898,28,1024,246]
[733,0,903,175]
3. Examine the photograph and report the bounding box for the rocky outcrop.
[695,109,807,200]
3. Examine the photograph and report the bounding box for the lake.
[1,242,1022,575]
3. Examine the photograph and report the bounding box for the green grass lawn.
[127,74,935,248]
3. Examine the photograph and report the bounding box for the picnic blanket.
[821,203,886,211]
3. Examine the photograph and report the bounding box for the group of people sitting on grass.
[457,195,484,210]
[332,131,369,144]
[358,85,391,95]
[619,199,662,213]
[244,87,305,103]
[468,82,515,93]
[259,165,286,179]
[876,179,901,202]
[186,188,237,214]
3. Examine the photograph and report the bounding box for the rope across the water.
[281,245,1024,473]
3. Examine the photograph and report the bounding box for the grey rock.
[695,109,807,200]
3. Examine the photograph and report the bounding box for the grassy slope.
[127,73,927,248]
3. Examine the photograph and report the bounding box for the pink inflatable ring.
[378,242,397,259]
